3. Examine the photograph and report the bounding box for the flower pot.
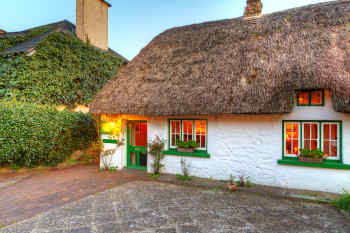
[177,147,195,153]
[227,182,237,191]
[298,156,323,164]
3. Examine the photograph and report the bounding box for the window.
[322,122,340,158]
[297,90,324,106]
[283,121,341,161]
[169,119,207,150]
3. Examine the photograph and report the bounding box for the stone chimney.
[76,0,111,50]
[244,0,262,17]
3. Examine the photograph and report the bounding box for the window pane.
[304,140,311,150]
[331,124,338,140]
[176,121,180,133]
[285,123,299,155]
[304,124,310,140]
[323,124,329,140]
[286,140,292,154]
[311,141,318,150]
[201,135,206,148]
[330,141,337,157]
[183,121,193,142]
[293,140,299,154]
[311,91,322,105]
[195,120,206,135]
[171,135,175,146]
[311,124,318,139]
[196,135,200,144]
[324,141,330,155]
[298,92,309,105]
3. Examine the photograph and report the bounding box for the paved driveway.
[1,181,349,233]
[0,166,150,227]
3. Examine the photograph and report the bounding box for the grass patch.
[176,174,192,181]
[148,173,160,180]
[332,192,350,214]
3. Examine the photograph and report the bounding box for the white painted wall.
[147,91,350,193]
[100,131,127,170]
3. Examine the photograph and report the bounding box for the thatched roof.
[90,0,350,116]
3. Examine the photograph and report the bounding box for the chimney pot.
[244,0,262,17]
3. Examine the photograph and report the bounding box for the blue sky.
[1,0,332,60]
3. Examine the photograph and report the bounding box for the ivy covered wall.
[0,32,124,106]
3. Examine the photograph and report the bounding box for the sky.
[0,0,332,60]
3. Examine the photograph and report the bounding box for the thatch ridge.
[90,0,350,115]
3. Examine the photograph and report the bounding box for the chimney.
[76,0,111,50]
[244,0,262,18]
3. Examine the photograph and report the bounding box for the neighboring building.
[0,0,127,110]
[90,0,350,193]
[0,29,6,34]
[0,0,126,60]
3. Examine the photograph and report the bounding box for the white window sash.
[284,122,300,157]
[301,122,320,150]
[321,122,340,160]
[170,120,181,149]
[195,120,206,150]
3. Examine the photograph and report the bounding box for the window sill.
[163,150,210,158]
[278,158,350,170]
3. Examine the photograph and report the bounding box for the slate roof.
[0,20,128,63]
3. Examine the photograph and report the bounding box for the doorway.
[127,121,147,170]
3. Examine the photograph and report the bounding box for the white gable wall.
[147,90,350,193]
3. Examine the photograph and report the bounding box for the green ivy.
[0,32,124,106]
[0,101,98,167]
[0,27,50,52]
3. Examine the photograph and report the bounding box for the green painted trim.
[163,150,210,158]
[126,120,148,170]
[102,139,118,144]
[282,120,343,163]
[168,119,208,151]
[296,89,325,106]
[278,158,350,170]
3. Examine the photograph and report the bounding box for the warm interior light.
[101,118,122,137]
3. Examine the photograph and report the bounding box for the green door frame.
[126,120,148,170]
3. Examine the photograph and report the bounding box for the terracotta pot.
[298,156,323,164]
[227,183,237,191]
[177,147,195,153]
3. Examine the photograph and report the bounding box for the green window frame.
[296,89,324,106]
[168,119,208,151]
[279,120,350,169]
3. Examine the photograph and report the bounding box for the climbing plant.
[0,27,50,52]
[0,32,124,106]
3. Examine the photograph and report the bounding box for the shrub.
[0,101,98,167]
[332,192,350,214]
[148,136,165,175]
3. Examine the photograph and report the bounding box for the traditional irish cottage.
[91,0,350,193]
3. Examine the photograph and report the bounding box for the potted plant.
[298,148,328,164]
[176,140,199,153]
